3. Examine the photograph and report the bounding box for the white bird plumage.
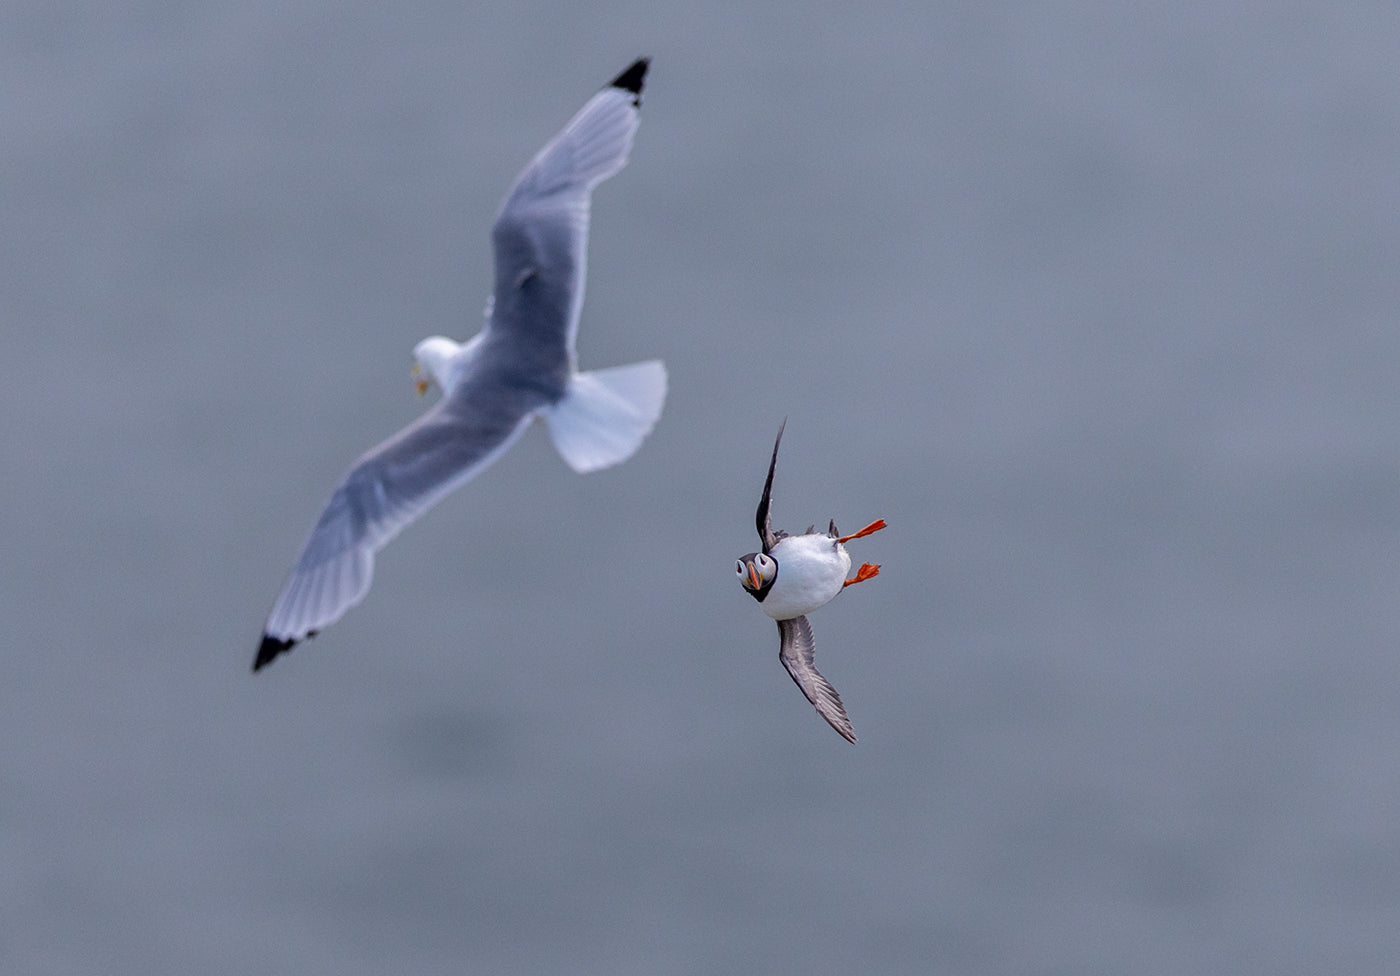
[254,58,663,671]
[735,420,885,743]
[746,533,853,621]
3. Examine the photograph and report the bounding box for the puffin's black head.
[735,551,777,601]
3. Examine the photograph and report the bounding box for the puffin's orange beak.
[747,562,761,589]
[415,378,430,397]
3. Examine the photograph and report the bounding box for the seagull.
[254,58,665,672]
[735,419,885,743]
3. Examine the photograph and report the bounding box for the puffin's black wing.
[756,417,786,554]
[777,614,856,743]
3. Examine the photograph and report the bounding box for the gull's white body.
[757,534,852,621]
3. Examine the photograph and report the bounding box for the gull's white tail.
[545,360,667,472]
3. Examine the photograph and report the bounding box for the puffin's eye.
[735,560,746,578]
[757,554,774,573]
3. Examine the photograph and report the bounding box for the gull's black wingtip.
[253,634,297,672]
[609,58,650,101]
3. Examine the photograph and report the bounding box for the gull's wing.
[777,614,856,743]
[488,58,648,359]
[756,417,786,554]
[254,400,533,670]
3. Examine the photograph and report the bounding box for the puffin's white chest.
[760,533,851,620]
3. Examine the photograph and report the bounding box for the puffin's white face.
[736,551,777,598]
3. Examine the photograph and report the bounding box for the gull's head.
[735,551,777,601]
[411,336,463,397]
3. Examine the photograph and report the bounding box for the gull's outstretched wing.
[488,58,648,359]
[777,614,856,743]
[756,417,786,554]
[254,398,532,671]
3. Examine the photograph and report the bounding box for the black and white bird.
[254,59,665,671]
[735,419,885,742]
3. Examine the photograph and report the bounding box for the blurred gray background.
[4,2,1399,973]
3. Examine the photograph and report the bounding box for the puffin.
[735,419,885,742]
[253,59,665,671]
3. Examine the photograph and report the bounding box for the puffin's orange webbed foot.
[843,562,881,588]
[837,518,886,544]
